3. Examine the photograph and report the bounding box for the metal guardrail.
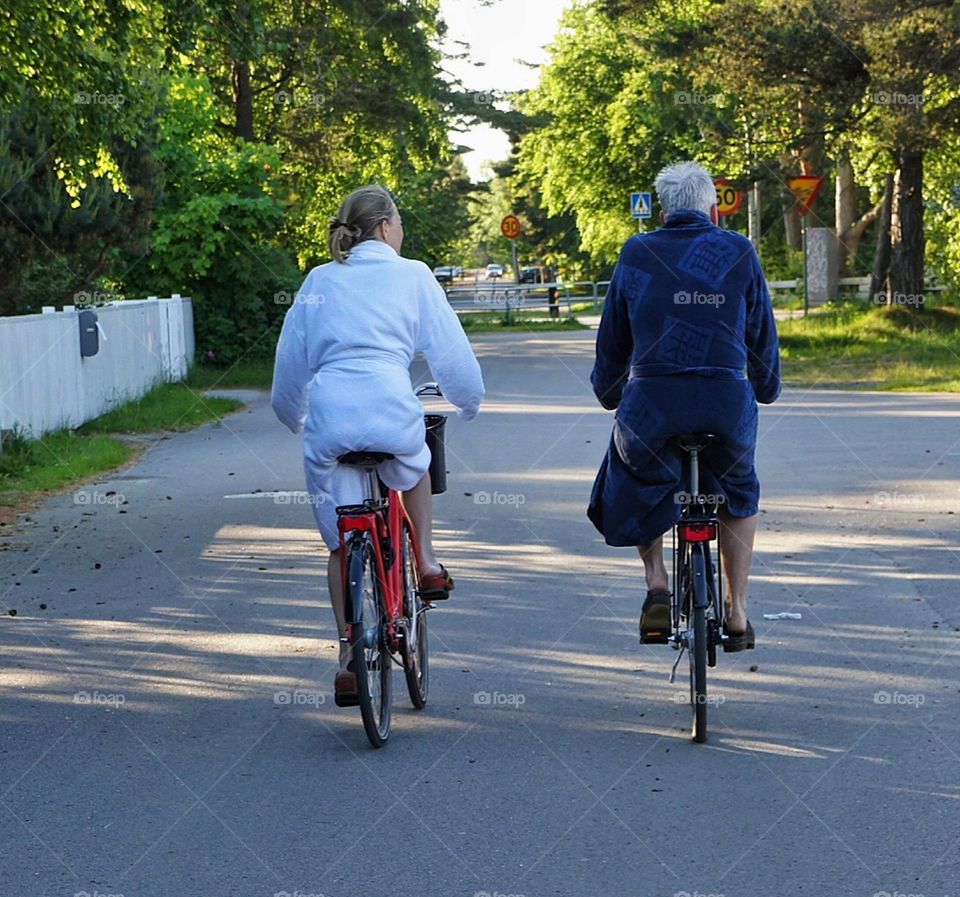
[446,273,947,316]
[766,276,946,300]
[444,280,612,315]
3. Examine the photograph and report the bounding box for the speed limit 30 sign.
[501,215,522,239]
[714,179,742,216]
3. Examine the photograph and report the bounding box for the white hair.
[654,161,717,217]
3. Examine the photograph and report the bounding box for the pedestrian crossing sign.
[631,191,652,219]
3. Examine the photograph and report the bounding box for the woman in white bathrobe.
[271,185,484,702]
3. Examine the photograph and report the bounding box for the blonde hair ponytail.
[328,185,397,263]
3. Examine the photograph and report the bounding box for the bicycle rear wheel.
[400,523,429,709]
[687,543,709,743]
[348,534,392,748]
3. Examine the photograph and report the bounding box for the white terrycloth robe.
[271,240,485,548]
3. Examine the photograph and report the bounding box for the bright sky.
[438,0,569,182]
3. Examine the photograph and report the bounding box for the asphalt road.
[1,329,958,897]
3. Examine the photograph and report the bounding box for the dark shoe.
[419,564,454,601]
[639,588,671,643]
[722,620,756,653]
[334,670,359,707]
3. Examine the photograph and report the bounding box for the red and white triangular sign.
[787,175,824,217]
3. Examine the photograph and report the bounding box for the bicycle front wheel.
[687,543,709,743]
[400,523,429,709]
[348,534,392,748]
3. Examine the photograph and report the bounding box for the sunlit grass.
[459,313,587,334]
[78,383,242,434]
[779,303,960,390]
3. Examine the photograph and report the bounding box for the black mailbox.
[79,309,99,358]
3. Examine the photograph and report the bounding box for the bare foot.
[725,606,748,634]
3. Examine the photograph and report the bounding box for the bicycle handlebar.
[415,382,443,398]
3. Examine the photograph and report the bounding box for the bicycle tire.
[706,549,719,669]
[400,523,429,709]
[348,534,392,748]
[688,543,709,743]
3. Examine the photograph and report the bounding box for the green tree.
[517,2,717,265]
[118,70,299,365]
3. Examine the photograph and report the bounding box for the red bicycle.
[335,384,443,747]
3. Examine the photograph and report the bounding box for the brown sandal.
[334,670,359,707]
[418,564,454,601]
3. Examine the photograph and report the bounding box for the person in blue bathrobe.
[588,161,781,651]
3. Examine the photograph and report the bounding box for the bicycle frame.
[671,442,723,637]
[337,472,424,652]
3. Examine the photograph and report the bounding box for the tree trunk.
[888,151,925,306]
[233,59,255,141]
[869,173,893,303]
[783,202,802,250]
[780,152,802,250]
[748,181,762,251]
[835,152,856,275]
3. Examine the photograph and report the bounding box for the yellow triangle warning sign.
[787,175,824,216]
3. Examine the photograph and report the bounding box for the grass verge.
[459,313,588,334]
[1,381,244,510]
[186,360,274,390]
[79,383,243,434]
[0,430,135,506]
[779,302,960,390]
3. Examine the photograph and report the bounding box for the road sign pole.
[509,239,518,325]
[500,214,522,325]
[802,215,809,317]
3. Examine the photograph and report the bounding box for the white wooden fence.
[0,295,195,440]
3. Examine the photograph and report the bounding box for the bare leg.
[637,535,669,592]
[327,548,350,672]
[401,472,441,575]
[718,510,758,634]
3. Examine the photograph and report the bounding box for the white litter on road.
[763,612,803,620]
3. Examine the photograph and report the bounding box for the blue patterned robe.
[588,209,781,547]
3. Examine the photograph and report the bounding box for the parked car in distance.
[486,263,505,279]
[519,265,550,284]
[433,265,456,283]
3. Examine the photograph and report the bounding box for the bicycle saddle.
[675,433,718,452]
[338,451,395,467]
